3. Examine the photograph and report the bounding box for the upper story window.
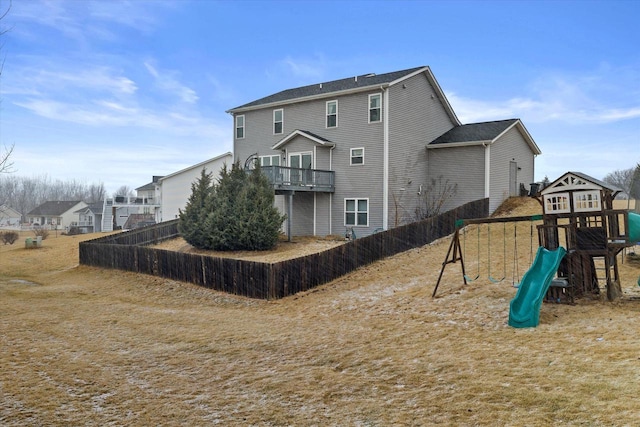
[273,109,283,135]
[345,198,369,227]
[574,190,601,212]
[235,115,245,139]
[326,100,337,128]
[369,93,381,123]
[544,192,571,214]
[350,147,364,165]
[260,154,281,167]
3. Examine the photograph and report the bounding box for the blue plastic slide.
[508,246,567,328]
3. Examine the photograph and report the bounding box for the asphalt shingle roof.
[27,201,82,216]
[430,119,519,145]
[228,66,426,111]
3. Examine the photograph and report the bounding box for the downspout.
[329,145,335,235]
[382,86,389,230]
[313,146,317,236]
[484,142,491,199]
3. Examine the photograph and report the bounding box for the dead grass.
[2,201,640,426]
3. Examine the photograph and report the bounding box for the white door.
[289,152,312,184]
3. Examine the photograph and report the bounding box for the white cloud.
[11,0,170,43]
[144,61,199,104]
[447,69,640,125]
[5,63,137,97]
[273,55,328,82]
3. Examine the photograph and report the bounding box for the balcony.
[108,196,160,207]
[261,165,335,193]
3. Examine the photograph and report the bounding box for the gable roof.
[159,152,233,182]
[227,66,460,125]
[428,119,541,154]
[27,201,83,216]
[74,203,104,215]
[541,171,623,196]
[272,129,335,150]
[136,176,164,192]
[0,205,21,218]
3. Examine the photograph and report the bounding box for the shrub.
[1,231,19,245]
[66,226,82,236]
[180,162,285,251]
[33,228,49,240]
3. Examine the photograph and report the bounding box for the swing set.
[432,214,543,297]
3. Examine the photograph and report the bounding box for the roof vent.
[365,73,376,78]
[319,83,322,89]
[354,76,357,82]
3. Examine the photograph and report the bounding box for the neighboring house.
[26,201,88,230]
[100,177,163,232]
[0,205,22,229]
[227,65,541,238]
[159,152,233,221]
[74,203,104,233]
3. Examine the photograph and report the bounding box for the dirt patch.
[152,234,347,262]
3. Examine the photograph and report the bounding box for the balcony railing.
[109,196,160,206]
[260,166,335,193]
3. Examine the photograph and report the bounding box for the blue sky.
[1,0,638,195]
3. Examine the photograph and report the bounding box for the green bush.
[1,231,19,245]
[179,162,285,251]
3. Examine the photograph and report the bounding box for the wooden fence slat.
[79,199,488,299]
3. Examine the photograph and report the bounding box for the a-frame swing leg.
[432,229,467,297]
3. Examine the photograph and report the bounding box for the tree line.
[603,163,640,200]
[0,175,106,221]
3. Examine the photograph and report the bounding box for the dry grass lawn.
[2,198,640,426]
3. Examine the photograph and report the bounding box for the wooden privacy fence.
[79,199,488,299]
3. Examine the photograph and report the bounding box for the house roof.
[272,129,335,150]
[27,201,83,216]
[428,119,542,155]
[74,203,104,215]
[226,66,460,125]
[159,152,233,182]
[541,171,623,196]
[136,176,164,192]
[0,205,21,218]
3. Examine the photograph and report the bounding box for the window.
[345,198,369,226]
[260,155,281,167]
[235,115,245,139]
[273,109,283,134]
[574,191,601,212]
[350,147,364,165]
[326,100,337,128]
[544,192,571,214]
[369,93,381,123]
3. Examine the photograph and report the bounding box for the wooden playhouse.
[535,171,635,301]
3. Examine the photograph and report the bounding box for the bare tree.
[0,144,14,174]
[414,176,458,221]
[113,185,135,198]
[603,167,634,198]
[0,2,14,175]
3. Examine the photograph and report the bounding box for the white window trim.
[235,115,245,139]
[273,109,283,135]
[259,154,281,167]
[368,93,382,123]
[544,192,571,214]
[573,190,601,213]
[344,198,369,227]
[326,100,338,128]
[350,147,364,166]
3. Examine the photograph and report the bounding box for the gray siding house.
[228,66,541,238]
